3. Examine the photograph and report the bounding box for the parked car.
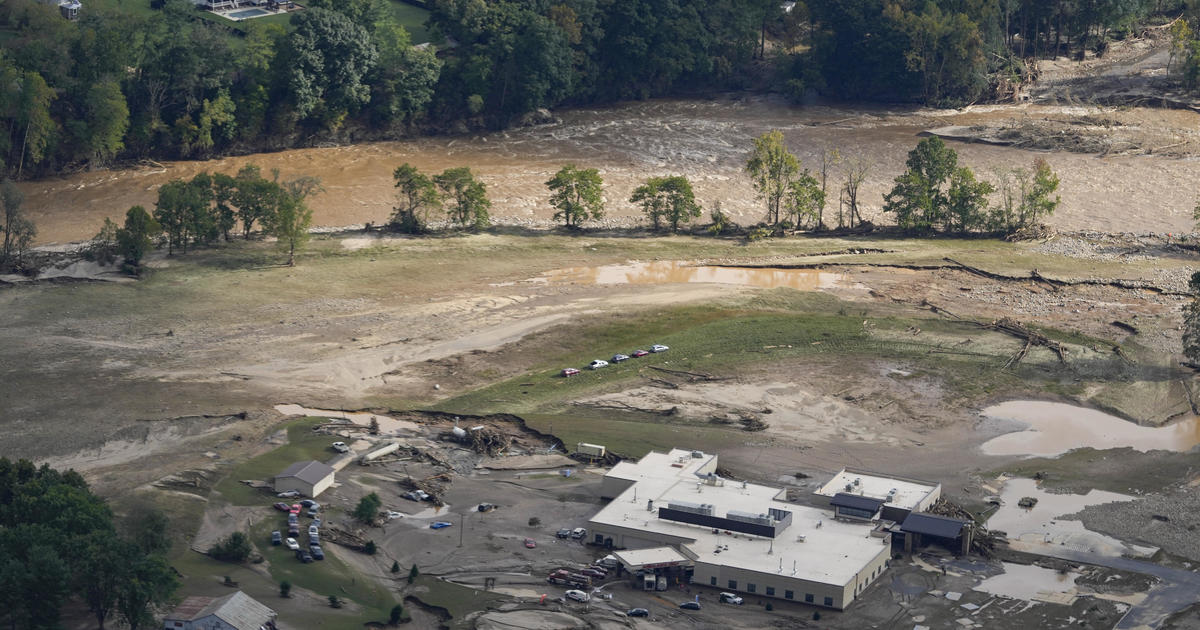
[277,490,300,498]
[570,527,587,539]
[306,508,319,518]
[296,550,313,563]
[611,353,630,363]
[289,504,301,515]
[308,524,319,537]
[588,359,608,370]
[312,518,322,528]
[288,524,300,537]
[631,349,649,358]
[556,528,572,539]
[273,502,291,512]
[679,601,701,610]
[287,514,298,525]
[430,521,453,529]
[650,344,669,353]
[561,367,581,377]
[719,592,744,605]
[565,590,590,603]
[627,608,649,617]
[524,538,536,549]
[284,537,300,551]
[308,534,319,546]
[309,544,324,560]
[581,568,606,579]
[271,531,282,546]
[331,441,350,453]
[477,503,495,512]
[300,499,320,509]
[386,511,404,520]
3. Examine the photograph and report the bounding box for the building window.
[594,533,603,543]
[805,593,813,603]
[728,580,737,590]
[747,583,756,593]
[710,577,716,586]
[824,596,833,607]
[785,590,794,600]
[766,586,775,596]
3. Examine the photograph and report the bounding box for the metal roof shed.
[830,493,885,521]
[273,460,336,498]
[899,512,972,555]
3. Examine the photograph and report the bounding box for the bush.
[354,492,383,523]
[208,532,252,563]
[364,540,377,555]
[391,560,401,573]
[528,517,541,527]
[408,564,420,584]
[389,604,404,624]
[280,581,291,598]
[328,595,342,608]
[813,611,821,620]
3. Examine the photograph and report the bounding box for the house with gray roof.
[273,460,335,497]
[163,590,276,630]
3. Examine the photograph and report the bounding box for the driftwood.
[1110,320,1139,335]
[987,317,1068,363]
[647,377,680,390]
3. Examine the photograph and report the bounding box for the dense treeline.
[797,0,1188,105]
[0,458,177,630]
[0,0,1187,178]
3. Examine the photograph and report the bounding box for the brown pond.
[17,96,1200,245]
[980,400,1200,457]
[538,261,864,290]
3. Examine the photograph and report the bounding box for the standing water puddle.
[980,400,1200,457]
[538,261,865,290]
[975,562,1079,601]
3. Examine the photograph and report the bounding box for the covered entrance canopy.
[613,546,691,572]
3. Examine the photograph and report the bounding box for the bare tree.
[840,156,872,229]
[818,148,841,230]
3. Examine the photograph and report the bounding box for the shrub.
[389,604,404,624]
[364,540,377,555]
[208,532,252,562]
[528,517,541,527]
[280,581,291,598]
[328,595,342,608]
[391,560,401,573]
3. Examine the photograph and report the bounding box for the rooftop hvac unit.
[796,534,806,542]
[647,500,654,512]
[854,478,862,487]
[668,501,715,516]
[691,450,704,458]
[727,510,775,526]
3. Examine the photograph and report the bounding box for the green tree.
[990,158,1060,232]
[390,603,404,624]
[546,164,604,229]
[120,502,172,556]
[368,22,442,127]
[434,167,491,230]
[280,580,292,597]
[196,89,236,153]
[153,179,207,254]
[746,130,800,226]
[80,534,128,629]
[271,188,314,266]
[79,79,130,165]
[328,594,342,608]
[408,563,419,584]
[783,171,824,230]
[1,179,36,269]
[354,492,383,523]
[882,136,959,232]
[15,71,57,177]
[233,165,281,239]
[944,167,995,233]
[287,9,379,123]
[114,553,176,630]
[211,173,238,241]
[390,163,440,233]
[629,175,701,232]
[116,206,161,267]
[208,531,252,562]
[391,560,400,573]
[363,540,377,555]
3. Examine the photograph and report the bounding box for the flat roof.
[901,512,968,539]
[614,546,689,569]
[831,493,885,512]
[591,450,889,587]
[815,469,938,511]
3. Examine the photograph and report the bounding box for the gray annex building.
[589,449,945,610]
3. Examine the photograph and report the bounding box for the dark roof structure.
[276,460,335,485]
[831,493,886,513]
[164,591,276,630]
[900,512,969,539]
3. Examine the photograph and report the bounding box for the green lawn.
[386,0,432,44]
[212,417,338,505]
[408,575,504,626]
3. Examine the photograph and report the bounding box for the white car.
[331,441,350,453]
[284,537,300,551]
[386,511,404,520]
[719,592,744,605]
[650,344,669,353]
[565,589,590,602]
[588,360,609,370]
[308,525,319,536]
[276,490,301,498]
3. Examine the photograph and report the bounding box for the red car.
[524,538,537,549]
[561,368,581,377]
[273,502,291,512]
[290,504,301,515]
[631,350,649,358]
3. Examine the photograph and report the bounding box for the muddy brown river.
[18,95,1200,245]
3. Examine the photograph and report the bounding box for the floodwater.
[273,403,420,434]
[974,562,1079,601]
[987,477,1156,558]
[979,400,1200,457]
[539,261,864,290]
[17,96,1200,245]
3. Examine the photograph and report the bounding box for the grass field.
[212,417,337,505]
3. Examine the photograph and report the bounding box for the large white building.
[589,449,907,610]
